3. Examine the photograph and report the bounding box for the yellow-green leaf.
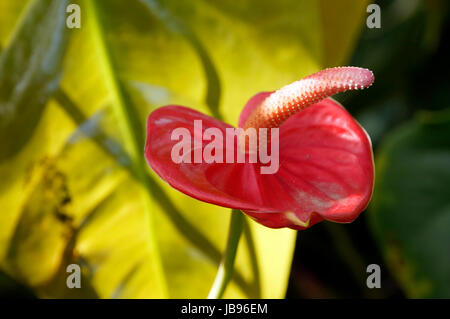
[0,0,368,298]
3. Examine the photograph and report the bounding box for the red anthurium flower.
[145,67,375,230]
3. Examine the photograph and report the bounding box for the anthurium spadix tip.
[145,67,375,230]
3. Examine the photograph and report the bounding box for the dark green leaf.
[369,110,450,298]
[0,0,70,161]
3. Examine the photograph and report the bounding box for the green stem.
[55,88,258,295]
[207,210,245,299]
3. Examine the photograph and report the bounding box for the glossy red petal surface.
[145,105,279,212]
[238,92,272,128]
[145,98,374,230]
[246,98,373,229]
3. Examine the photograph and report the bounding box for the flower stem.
[207,210,245,299]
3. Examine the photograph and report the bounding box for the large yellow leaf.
[0,0,368,298]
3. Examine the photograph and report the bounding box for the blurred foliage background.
[0,0,449,298]
[288,0,450,298]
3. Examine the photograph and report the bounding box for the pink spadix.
[145,67,375,230]
[243,67,374,130]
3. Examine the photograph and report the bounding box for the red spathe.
[145,96,374,230]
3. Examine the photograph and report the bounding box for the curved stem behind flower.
[207,210,245,299]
